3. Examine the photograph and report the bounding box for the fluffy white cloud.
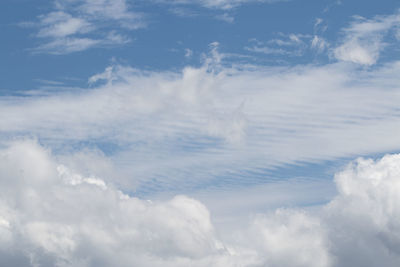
[2,140,400,266]
[325,155,400,266]
[0,140,330,267]
[333,12,400,65]
[0,141,221,266]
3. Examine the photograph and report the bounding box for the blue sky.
[1,0,400,205]
[2,1,400,266]
[2,0,399,91]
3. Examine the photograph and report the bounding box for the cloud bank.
[2,47,400,191]
[1,140,400,266]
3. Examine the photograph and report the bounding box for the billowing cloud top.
[1,140,400,266]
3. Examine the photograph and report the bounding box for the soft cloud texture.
[31,0,143,54]
[2,46,400,191]
[246,33,317,56]
[159,0,284,10]
[2,140,400,266]
[0,140,329,267]
[334,11,400,65]
[6,4,400,267]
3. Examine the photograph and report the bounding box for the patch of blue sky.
[1,0,398,93]
[133,147,400,200]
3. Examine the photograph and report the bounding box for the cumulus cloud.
[2,140,400,266]
[0,141,222,266]
[333,12,400,65]
[0,140,328,267]
[325,154,400,266]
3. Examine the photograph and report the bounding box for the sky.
[1,0,400,266]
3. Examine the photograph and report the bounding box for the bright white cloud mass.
[1,140,400,266]
[3,0,400,266]
[334,12,400,65]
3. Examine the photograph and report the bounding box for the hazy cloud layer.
[2,44,400,190]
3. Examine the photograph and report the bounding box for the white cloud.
[169,7,199,17]
[0,141,221,266]
[35,37,100,54]
[2,44,400,190]
[37,11,92,38]
[244,210,331,267]
[31,0,142,54]
[325,154,400,266]
[185,48,193,58]
[334,39,379,65]
[1,140,400,266]
[311,35,328,53]
[245,45,288,55]
[246,33,311,56]
[79,0,145,29]
[163,0,285,10]
[333,12,400,65]
[0,140,329,267]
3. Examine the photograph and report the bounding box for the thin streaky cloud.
[2,48,400,191]
[28,0,144,54]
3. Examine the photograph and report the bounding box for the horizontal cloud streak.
[29,0,143,54]
[156,0,286,10]
[1,51,400,191]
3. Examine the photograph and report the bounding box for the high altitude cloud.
[31,0,143,54]
[158,0,284,10]
[334,11,400,65]
[2,44,400,191]
[1,140,400,266]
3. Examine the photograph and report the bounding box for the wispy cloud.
[168,7,199,17]
[333,11,400,65]
[29,0,143,54]
[215,13,235,23]
[162,0,287,10]
[37,11,92,38]
[311,35,328,53]
[2,42,400,192]
[245,33,313,56]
